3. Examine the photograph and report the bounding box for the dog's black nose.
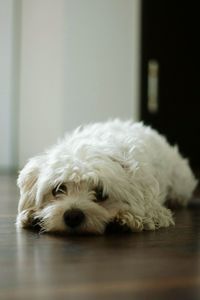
[63,209,85,228]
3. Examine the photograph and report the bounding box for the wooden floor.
[0,174,200,300]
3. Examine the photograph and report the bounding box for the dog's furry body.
[17,120,197,234]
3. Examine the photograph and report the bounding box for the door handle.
[147,60,159,113]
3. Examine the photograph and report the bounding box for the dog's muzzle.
[63,209,85,228]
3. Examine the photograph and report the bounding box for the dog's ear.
[17,156,43,212]
[17,156,44,228]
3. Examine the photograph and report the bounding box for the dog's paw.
[143,206,175,230]
[16,209,41,231]
[109,211,144,232]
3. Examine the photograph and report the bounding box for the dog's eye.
[94,186,108,202]
[52,184,67,197]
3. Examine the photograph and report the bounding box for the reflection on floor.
[0,174,200,300]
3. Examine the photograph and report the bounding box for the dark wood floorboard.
[0,174,200,300]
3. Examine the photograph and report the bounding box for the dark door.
[140,0,200,169]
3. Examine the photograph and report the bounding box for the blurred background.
[0,0,140,170]
[0,0,199,172]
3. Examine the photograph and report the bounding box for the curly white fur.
[16,119,198,234]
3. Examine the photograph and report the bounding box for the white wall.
[0,0,16,170]
[7,0,141,168]
[19,0,66,167]
[64,0,141,130]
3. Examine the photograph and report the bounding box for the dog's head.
[16,145,141,234]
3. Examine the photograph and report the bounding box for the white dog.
[16,119,197,234]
